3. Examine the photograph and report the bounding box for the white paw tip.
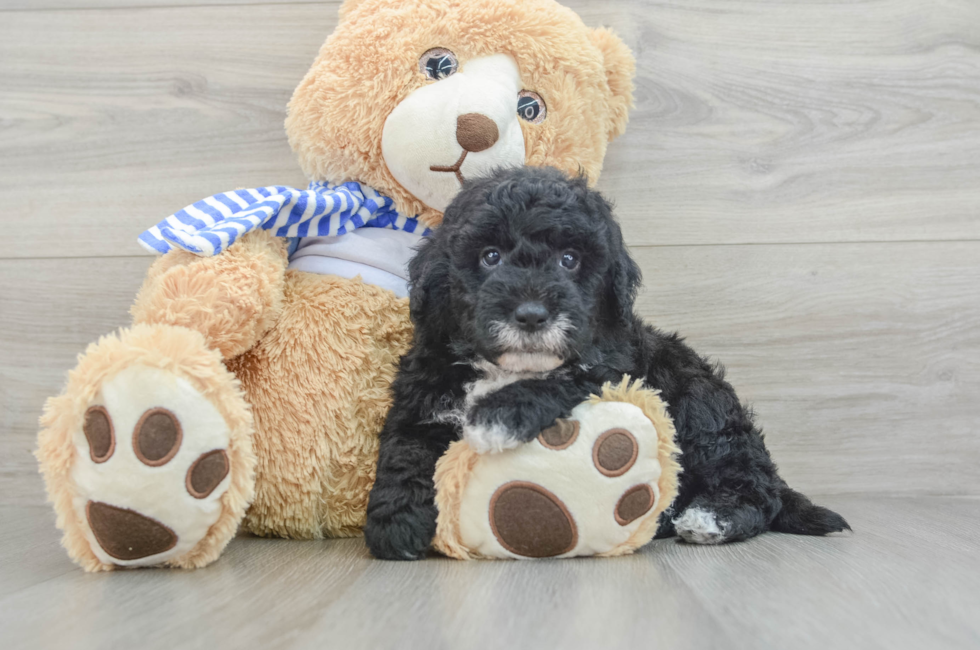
[463,423,521,455]
[674,507,728,545]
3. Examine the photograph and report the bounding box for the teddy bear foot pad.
[37,324,255,571]
[433,381,680,560]
[73,365,232,566]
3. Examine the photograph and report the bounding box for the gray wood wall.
[2,0,978,506]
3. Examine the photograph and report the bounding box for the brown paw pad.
[538,418,579,450]
[615,484,656,526]
[83,406,115,463]
[593,428,638,477]
[186,449,230,499]
[133,408,182,467]
[86,501,177,561]
[489,481,578,558]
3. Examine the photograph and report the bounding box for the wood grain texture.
[3,243,977,502]
[0,4,326,260]
[0,0,324,9]
[596,0,980,247]
[2,0,979,258]
[2,496,978,650]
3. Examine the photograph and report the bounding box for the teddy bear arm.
[130,230,289,359]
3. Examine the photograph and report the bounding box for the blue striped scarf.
[139,181,431,256]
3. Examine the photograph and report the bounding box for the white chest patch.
[430,358,556,431]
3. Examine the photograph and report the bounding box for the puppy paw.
[364,504,437,561]
[462,421,523,454]
[462,401,529,454]
[673,507,730,545]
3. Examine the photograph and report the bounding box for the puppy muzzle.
[487,315,574,372]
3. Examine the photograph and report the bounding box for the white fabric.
[287,228,424,298]
[382,54,527,212]
[71,365,231,567]
[458,401,664,559]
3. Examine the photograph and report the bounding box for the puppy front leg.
[364,422,455,560]
[464,378,598,454]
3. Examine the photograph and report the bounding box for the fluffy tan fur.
[593,377,682,557]
[432,441,485,560]
[432,377,681,560]
[131,232,289,360]
[228,271,412,538]
[36,324,255,571]
[287,0,635,228]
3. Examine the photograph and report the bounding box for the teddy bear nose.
[456,113,500,153]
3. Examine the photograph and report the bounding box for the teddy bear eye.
[420,48,459,81]
[517,91,547,124]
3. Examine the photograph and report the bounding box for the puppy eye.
[481,248,501,268]
[517,91,547,124]
[560,251,579,270]
[420,48,458,80]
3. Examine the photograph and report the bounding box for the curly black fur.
[364,166,849,560]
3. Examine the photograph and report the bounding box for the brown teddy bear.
[36,0,645,570]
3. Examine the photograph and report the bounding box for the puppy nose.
[514,302,550,331]
[456,113,499,153]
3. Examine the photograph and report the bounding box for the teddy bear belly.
[228,269,413,539]
[287,229,423,298]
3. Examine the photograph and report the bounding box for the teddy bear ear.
[590,27,637,141]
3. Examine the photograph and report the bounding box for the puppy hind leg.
[673,486,780,545]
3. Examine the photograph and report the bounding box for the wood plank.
[649,495,980,650]
[2,0,980,259]
[1,496,977,650]
[632,241,980,496]
[0,4,328,260]
[0,0,323,9]
[2,241,978,502]
[0,256,152,506]
[600,0,980,247]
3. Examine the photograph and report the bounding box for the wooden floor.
[1,0,979,648]
[3,495,979,649]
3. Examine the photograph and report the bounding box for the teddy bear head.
[285,0,635,228]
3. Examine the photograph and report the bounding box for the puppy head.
[409,166,641,372]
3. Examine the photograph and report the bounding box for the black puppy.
[365,166,849,560]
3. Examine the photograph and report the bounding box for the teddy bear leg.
[37,324,256,571]
[433,380,682,560]
[228,271,413,540]
[35,232,286,571]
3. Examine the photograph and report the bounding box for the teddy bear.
[36,0,647,570]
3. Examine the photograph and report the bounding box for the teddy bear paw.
[442,399,675,559]
[71,365,234,567]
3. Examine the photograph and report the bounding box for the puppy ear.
[590,27,636,142]
[597,201,641,325]
[582,184,641,326]
[408,235,454,345]
[608,236,642,325]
